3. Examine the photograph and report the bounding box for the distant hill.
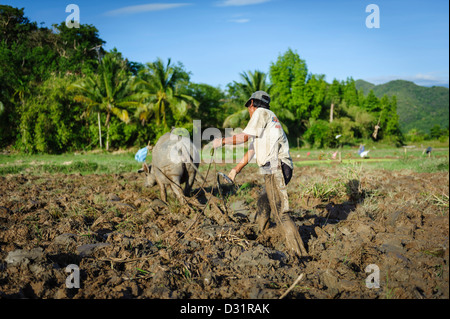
[355,79,449,134]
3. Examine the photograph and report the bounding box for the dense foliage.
[356,79,449,137]
[1,5,446,154]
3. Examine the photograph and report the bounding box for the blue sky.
[3,0,449,88]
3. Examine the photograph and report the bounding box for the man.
[213,91,308,258]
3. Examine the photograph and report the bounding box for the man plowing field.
[213,91,308,259]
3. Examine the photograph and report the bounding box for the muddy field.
[0,164,448,299]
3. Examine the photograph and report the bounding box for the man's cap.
[245,91,270,107]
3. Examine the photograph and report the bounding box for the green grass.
[378,156,448,173]
[0,151,141,175]
[289,146,449,161]
[290,145,449,173]
[0,145,448,176]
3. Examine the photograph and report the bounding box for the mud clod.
[0,167,448,299]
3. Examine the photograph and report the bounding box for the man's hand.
[228,168,237,182]
[212,138,223,149]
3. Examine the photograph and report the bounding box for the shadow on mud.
[184,178,372,265]
[295,179,368,253]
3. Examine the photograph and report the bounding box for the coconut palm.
[70,52,143,150]
[137,58,199,127]
[223,108,248,129]
[223,70,272,129]
[224,70,295,132]
[70,76,104,148]
[235,70,271,99]
[134,102,156,126]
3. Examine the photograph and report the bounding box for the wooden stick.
[279,273,304,299]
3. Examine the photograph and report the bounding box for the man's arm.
[212,132,254,181]
[212,132,250,148]
[228,146,255,182]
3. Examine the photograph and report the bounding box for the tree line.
[1,5,407,154]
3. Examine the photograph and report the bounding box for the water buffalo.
[139,132,199,204]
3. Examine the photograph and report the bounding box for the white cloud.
[229,18,250,23]
[105,3,191,16]
[217,0,271,7]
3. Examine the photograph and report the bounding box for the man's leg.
[255,190,271,232]
[264,171,308,258]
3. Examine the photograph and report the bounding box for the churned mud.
[0,165,448,299]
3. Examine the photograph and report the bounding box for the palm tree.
[70,52,143,150]
[70,76,104,148]
[134,101,155,126]
[224,70,295,132]
[235,70,271,98]
[223,70,272,129]
[137,58,198,127]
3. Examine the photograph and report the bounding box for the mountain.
[355,79,449,134]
